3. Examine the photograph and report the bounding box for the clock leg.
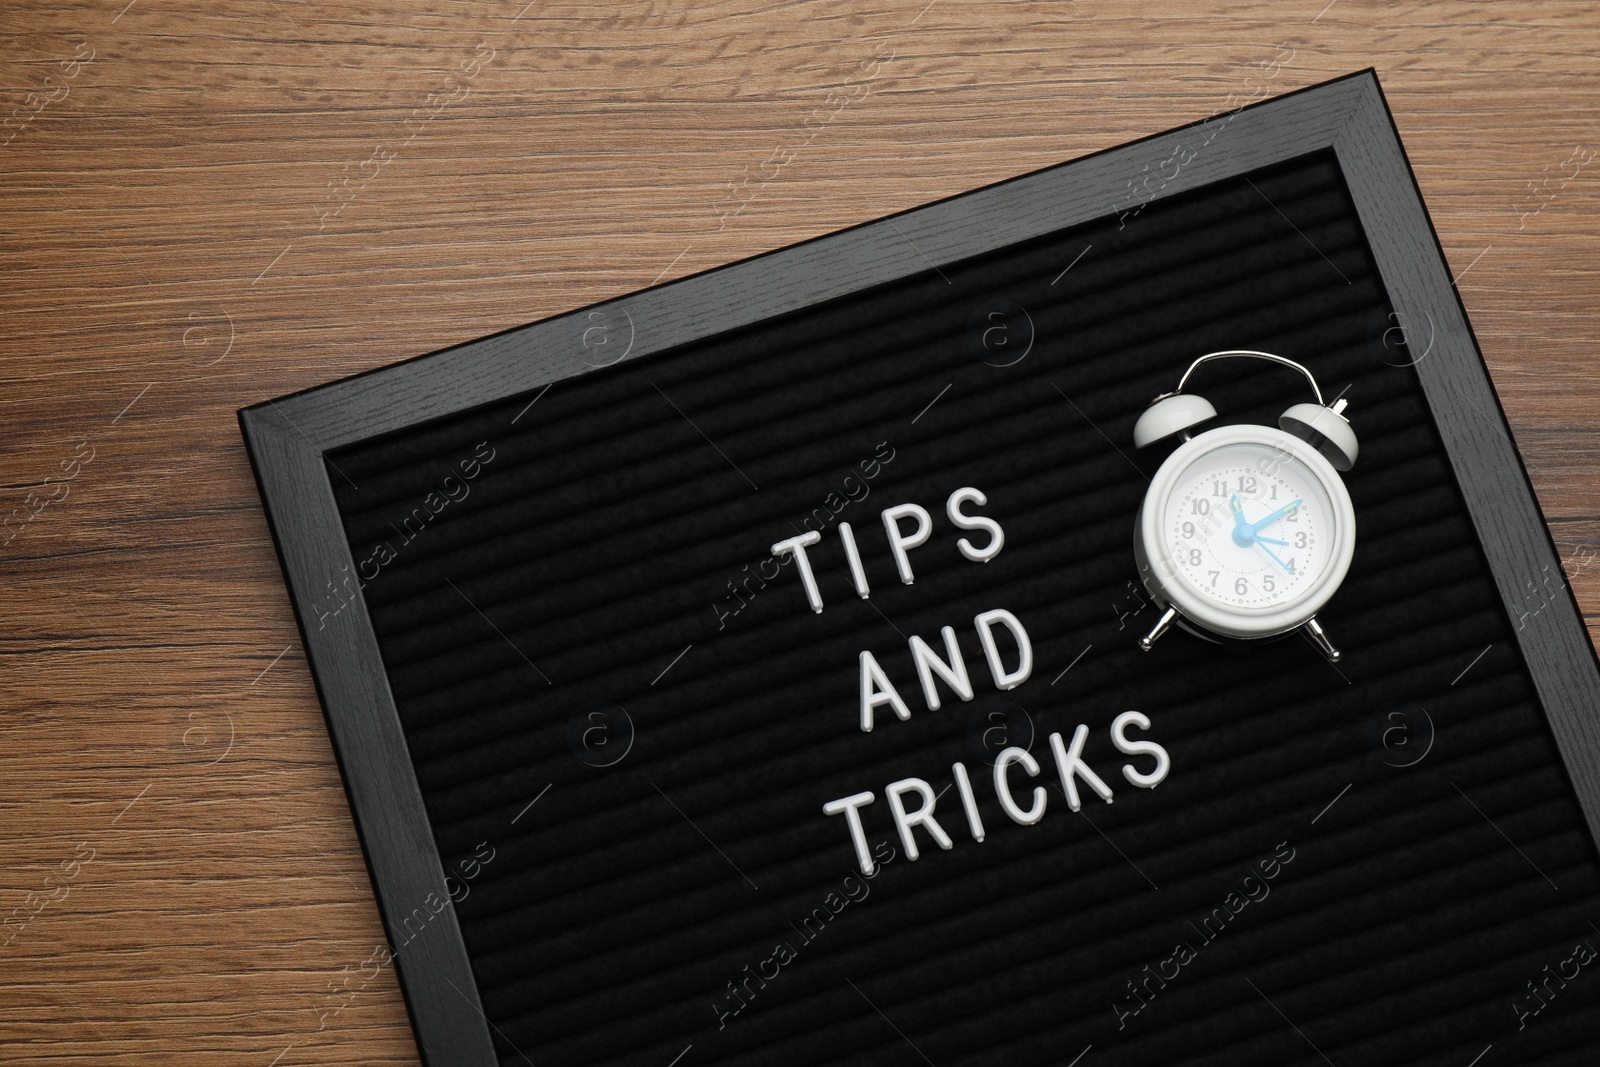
[1303,616,1342,663]
[1139,605,1179,652]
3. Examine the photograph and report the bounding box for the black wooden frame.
[238,71,1600,1066]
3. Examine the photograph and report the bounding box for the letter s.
[1111,711,1170,788]
[947,487,1004,562]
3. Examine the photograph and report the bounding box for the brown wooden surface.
[2,1,1597,1062]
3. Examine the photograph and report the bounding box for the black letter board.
[241,73,1600,1067]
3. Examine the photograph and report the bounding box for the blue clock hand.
[1254,535,1289,546]
[1250,498,1302,532]
[1228,495,1255,547]
[1256,539,1294,573]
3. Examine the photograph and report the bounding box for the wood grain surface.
[1,1,1597,1063]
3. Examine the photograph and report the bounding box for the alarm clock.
[1130,350,1357,662]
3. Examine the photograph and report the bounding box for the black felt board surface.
[326,150,1600,1066]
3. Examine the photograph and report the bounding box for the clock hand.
[1250,498,1303,532]
[1256,539,1294,574]
[1254,535,1289,546]
[1228,494,1254,547]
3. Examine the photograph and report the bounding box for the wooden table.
[2,1,1596,1062]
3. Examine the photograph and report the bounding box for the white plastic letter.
[952,762,986,842]
[947,487,1004,562]
[838,521,871,599]
[1111,711,1171,789]
[859,650,911,732]
[993,747,1047,825]
[881,503,932,585]
[822,791,878,875]
[909,625,974,711]
[974,608,1033,690]
[885,777,953,861]
[1049,726,1116,810]
[770,531,824,613]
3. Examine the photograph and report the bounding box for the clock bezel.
[1137,423,1357,639]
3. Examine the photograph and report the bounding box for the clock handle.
[1138,605,1180,652]
[1303,616,1342,663]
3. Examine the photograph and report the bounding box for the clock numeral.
[1270,484,1278,500]
[1263,574,1275,593]
[1192,499,1210,515]
[1188,549,1201,566]
[1236,475,1258,494]
[1285,507,1298,521]
[1234,577,1249,595]
[1208,570,1220,588]
[1181,521,1196,539]
[1286,557,1297,573]
[1295,531,1307,548]
[1212,481,1228,497]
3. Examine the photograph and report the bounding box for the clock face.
[1159,439,1341,615]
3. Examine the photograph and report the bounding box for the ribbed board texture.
[329,152,1600,1066]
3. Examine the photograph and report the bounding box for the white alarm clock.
[1131,350,1358,662]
